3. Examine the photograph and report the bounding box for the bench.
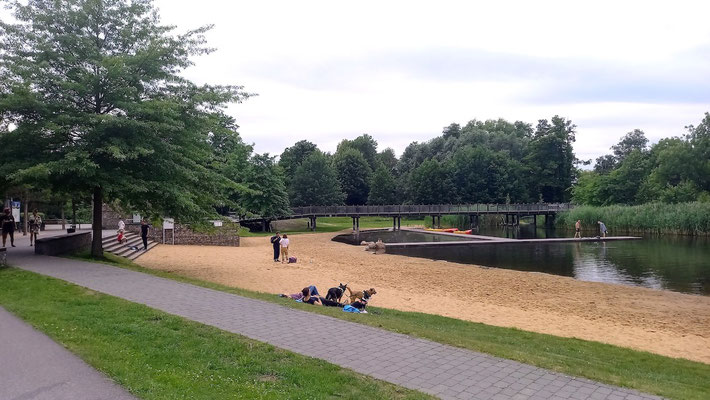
[35,232,91,256]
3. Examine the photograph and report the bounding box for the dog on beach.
[346,287,376,304]
[325,283,348,302]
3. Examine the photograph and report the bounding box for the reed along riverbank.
[556,202,710,236]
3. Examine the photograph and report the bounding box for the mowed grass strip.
[239,216,426,237]
[0,268,431,400]
[77,252,710,400]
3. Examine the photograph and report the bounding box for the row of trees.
[573,113,710,205]
[0,0,290,255]
[279,116,578,207]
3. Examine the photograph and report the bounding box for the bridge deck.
[242,203,572,223]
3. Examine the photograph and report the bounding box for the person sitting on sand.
[574,219,581,239]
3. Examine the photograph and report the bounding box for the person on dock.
[597,221,608,238]
[1,208,16,247]
[270,231,281,262]
[280,234,290,263]
[28,209,42,247]
[574,220,581,239]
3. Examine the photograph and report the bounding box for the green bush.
[557,202,710,235]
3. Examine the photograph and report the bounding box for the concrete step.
[127,242,158,261]
[104,237,143,253]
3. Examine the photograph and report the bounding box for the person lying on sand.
[280,286,344,307]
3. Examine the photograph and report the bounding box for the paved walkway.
[0,306,136,400]
[6,243,662,400]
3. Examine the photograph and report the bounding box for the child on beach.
[280,234,290,263]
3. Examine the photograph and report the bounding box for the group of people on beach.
[117,218,151,251]
[280,284,374,313]
[574,220,608,239]
[1,208,43,248]
[269,231,291,263]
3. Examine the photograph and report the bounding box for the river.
[333,226,710,296]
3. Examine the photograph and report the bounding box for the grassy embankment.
[67,251,710,400]
[0,267,430,400]
[239,216,427,237]
[556,202,710,236]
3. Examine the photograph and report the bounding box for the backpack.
[288,257,297,263]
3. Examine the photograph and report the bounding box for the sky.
[19,1,710,162]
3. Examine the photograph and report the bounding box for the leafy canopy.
[0,0,252,222]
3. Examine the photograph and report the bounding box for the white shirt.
[280,238,290,248]
[118,220,125,230]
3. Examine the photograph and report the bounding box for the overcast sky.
[43,1,710,161]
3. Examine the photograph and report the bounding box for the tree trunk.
[23,193,28,235]
[72,199,77,228]
[91,187,103,257]
[60,205,65,230]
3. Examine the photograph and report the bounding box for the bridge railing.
[288,203,572,217]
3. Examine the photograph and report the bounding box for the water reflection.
[333,227,710,296]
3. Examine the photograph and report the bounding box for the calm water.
[333,227,710,296]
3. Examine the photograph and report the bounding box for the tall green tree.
[278,140,318,180]
[368,166,398,205]
[240,154,289,218]
[376,148,398,172]
[333,148,371,205]
[408,160,453,204]
[612,129,649,162]
[525,116,576,202]
[337,134,379,171]
[290,151,344,207]
[0,0,251,256]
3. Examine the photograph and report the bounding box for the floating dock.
[384,228,642,249]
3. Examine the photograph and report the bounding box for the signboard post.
[162,218,175,245]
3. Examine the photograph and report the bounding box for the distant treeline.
[280,116,577,208]
[556,203,710,235]
[574,113,710,205]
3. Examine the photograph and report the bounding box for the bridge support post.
[393,216,397,231]
[262,219,268,232]
[310,216,317,232]
[533,214,537,226]
[352,217,356,232]
[397,216,401,230]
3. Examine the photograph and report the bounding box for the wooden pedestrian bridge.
[241,203,573,231]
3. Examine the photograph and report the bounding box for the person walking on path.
[1,208,16,247]
[574,219,582,239]
[118,218,125,233]
[270,231,281,262]
[140,219,149,250]
[280,234,290,263]
[28,209,42,247]
[598,221,608,238]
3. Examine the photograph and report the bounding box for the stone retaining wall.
[125,223,239,247]
[35,232,92,256]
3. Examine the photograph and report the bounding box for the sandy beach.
[137,231,710,364]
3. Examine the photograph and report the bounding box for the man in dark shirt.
[1,208,16,247]
[270,231,281,262]
[140,219,149,250]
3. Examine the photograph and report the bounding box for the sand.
[137,231,710,364]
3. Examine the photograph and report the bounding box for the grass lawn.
[0,267,431,400]
[239,216,426,237]
[68,251,710,400]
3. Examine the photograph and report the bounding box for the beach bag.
[343,305,360,313]
[288,257,297,263]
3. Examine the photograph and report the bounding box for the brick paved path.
[9,248,662,400]
[0,306,137,400]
